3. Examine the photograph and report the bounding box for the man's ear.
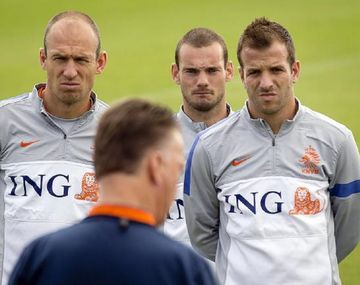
[291,60,301,83]
[171,63,180,85]
[39,48,47,70]
[239,66,245,84]
[96,51,108,74]
[225,61,234,82]
[147,151,163,187]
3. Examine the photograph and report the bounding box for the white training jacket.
[0,84,108,285]
[184,100,360,285]
[164,105,232,246]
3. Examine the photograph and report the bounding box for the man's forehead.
[179,43,224,67]
[46,19,98,56]
[46,48,95,58]
[241,42,289,65]
[179,42,223,56]
[46,18,97,44]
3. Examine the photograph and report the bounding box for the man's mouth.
[61,82,80,88]
[259,91,276,96]
[192,90,213,95]
[259,92,277,99]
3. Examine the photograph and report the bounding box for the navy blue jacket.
[9,215,217,285]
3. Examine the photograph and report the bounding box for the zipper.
[261,119,277,173]
[42,112,68,157]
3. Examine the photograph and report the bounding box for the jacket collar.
[177,103,233,132]
[242,98,304,136]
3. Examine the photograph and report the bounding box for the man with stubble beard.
[164,28,233,249]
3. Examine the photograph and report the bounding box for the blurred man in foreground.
[9,99,218,285]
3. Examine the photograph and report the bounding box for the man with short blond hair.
[164,27,233,247]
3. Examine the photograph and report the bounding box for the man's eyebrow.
[182,67,199,71]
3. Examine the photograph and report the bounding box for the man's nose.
[63,60,78,78]
[259,72,273,90]
[197,71,209,87]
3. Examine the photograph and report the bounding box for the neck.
[98,173,155,215]
[183,103,229,127]
[248,98,297,134]
[263,116,285,134]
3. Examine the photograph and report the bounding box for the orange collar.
[89,204,156,226]
[37,86,45,99]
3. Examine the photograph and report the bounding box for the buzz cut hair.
[237,17,296,67]
[175,27,228,68]
[43,11,101,58]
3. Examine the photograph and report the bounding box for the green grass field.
[1,0,359,283]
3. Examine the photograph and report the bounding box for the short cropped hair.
[43,11,101,58]
[94,99,178,179]
[175,27,228,68]
[237,17,295,67]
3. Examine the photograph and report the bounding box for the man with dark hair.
[164,28,233,246]
[0,11,107,284]
[236,17,296,67]
[9,99,217,285]
[184,17,360,284]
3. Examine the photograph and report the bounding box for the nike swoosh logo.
[20,140,39,148]
[231,156,250,166]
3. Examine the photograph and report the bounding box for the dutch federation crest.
[74,172,99,202]
[299,145,320,174]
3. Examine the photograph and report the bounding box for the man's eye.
[207,68,219,74]
[53,57,66,61]
[77,58,90,63]
[271,67,284,73]
[247,70,258,76]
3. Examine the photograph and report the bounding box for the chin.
[60,93,84,105]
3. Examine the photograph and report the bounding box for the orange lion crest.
[299,145,320,174]
[289,187,322,215]
[74,172,99,202]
